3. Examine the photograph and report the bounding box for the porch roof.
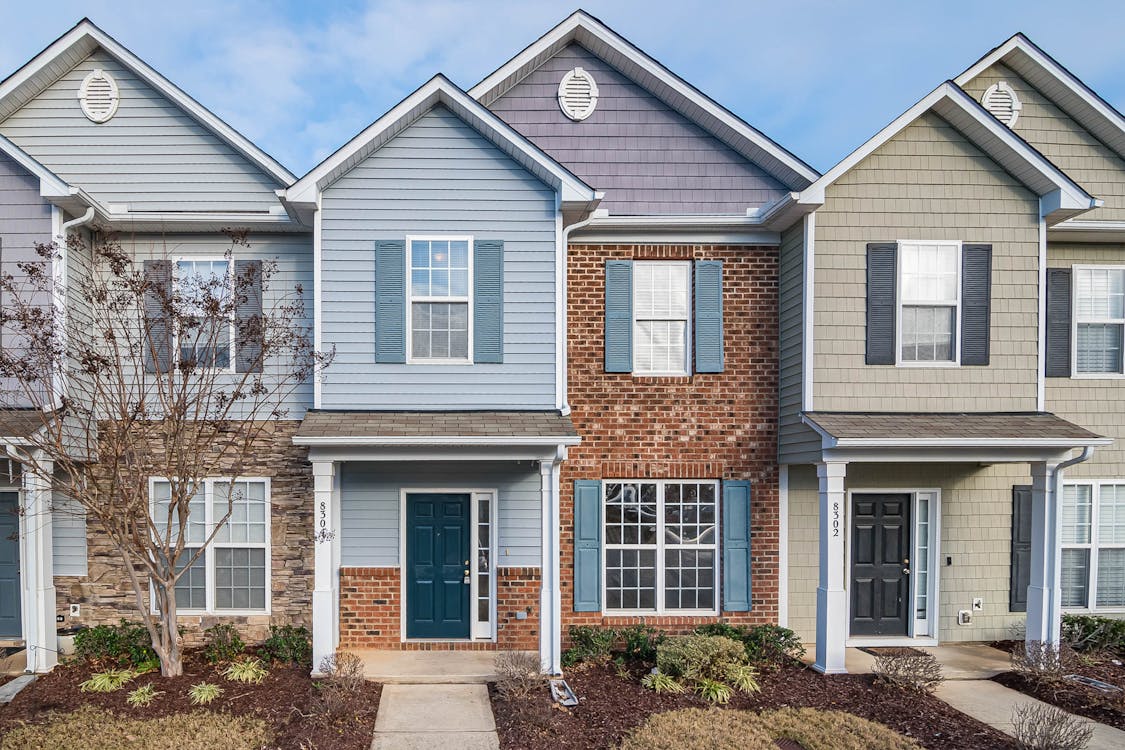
[0,409,51,441]
[293,410,579,447]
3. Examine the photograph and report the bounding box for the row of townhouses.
[1,10,1122,677]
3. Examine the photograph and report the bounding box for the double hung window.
[1074,267,1125,375]
[633,261,691,375]
[898,241,959,363]
[408,238,471,362]
[176,259,233,369]
[1061,482,1125,610]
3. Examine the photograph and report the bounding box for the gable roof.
[797,81,1099,224]
[955,33,1125,162]
[468,9,818,191]
[0,131,70,198]
[285,74,599,211]
[0,18,295,187]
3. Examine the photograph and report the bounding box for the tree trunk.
[151,580,184,677]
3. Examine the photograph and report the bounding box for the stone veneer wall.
[53,420,313,645]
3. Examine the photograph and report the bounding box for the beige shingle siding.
[812,112,1040,411]
[778,220,820,463]
[963,63,1125,221]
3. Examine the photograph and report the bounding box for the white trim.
[778,465,789,628]
[554,194,567,411]
[294,434,581,447]
[1038,214,1047,410]
[893,240,963,367]
[1059,478,1125,612]
[631,260,692,377]
[404,235,474,365]
[313,196,323,409]
[1069,264,1125,378]
[802,212,815,411]
[0,133,70,197]
[172,256,237,375]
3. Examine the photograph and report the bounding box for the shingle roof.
[295,410,578,442]
[804,412,1106,443]
[0,409,49,439]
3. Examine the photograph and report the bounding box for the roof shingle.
[804,412,1106,442]
[295,410,578,440]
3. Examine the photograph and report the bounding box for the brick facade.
[561,243,780,640]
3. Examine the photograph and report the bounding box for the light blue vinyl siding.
[340,461,542,568]
[52,494,87,577]
[0,49,283,212]
[319,105,558,409]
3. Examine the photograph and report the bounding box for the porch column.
[539,450,564,675]
[311,460,339,674]
[22,456,56,673]
[1026,461,1062,646]
[814,461,847,674]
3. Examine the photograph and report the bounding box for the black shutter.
[866,243,897,365]
[143,260,173,374]
[960,244,992,366]
[1010,485,1032,612]
[235,260,263,373]
[1045,268,1072,377]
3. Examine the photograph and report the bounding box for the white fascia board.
[293,435,582,447]
[832,437,1112,449]
[468,10,819,190]
[0,133,70,197]
[569,214,781,245]
[1049,220,1125,243]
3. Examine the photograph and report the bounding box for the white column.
[311,460,338,674]
[1027,461,1062,646]
[538,458,558,674]
[22,457,57,673]
[814,461,847,674]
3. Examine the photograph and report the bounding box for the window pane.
[1061,548,1090,608]
[901,305,955,362]
[664,482,717,545]
[1096,548,1125,608]
[1077,324,1124,374]
[411,302,468,360]
[634,263,689,319]
[900,244,957,303]
[605,548,656,611]
[664,549,715,610]
[1076,268,1125,319]
[213,481,268,544]
[176,260,231,369]
[1099,485,1125,545]
[1062,485,1092,544]
[604,483,657,546]
[635,320,687,373]
[174,548,207,610]
[215,547,266,611]
[153,481,206,545]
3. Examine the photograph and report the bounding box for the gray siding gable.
[0,48,283,213]
[488,43,788,215]
[319,105,558,410]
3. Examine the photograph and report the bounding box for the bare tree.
[0,229,330,676]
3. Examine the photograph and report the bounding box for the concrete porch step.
[355,650,517,684]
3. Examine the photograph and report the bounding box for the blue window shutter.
[960,244,992,366]
[374,239,406,364]
[694,260,724,373]
[866,243,897,365]
[605,260,633,372]
[473,240,504,363]
[722,480,752,611]
[573,480,602,612]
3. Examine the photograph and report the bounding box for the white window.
[602,480,718,614]
[898,241,960,364]
[151,478,270,613]
[1074,267,1125,375]
[407,237,471,362]
[633,261,690,375]
[175,259,233,370]
[1062,482,1125,610]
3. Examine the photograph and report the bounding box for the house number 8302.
[832,502,840,537]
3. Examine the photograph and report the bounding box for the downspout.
[44,207,96,412]
[1048,446,1094,640]
[61,207,96,234]
[557,211,597,416]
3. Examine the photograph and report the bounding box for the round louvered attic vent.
[78,69,120,123]
[981,81,1021,127]
[558,67,599,121]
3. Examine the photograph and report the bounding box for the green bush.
[259,624,311,665]
[650,634,759,702]
[72,620,156,668]
[694,622,746,641]
[620,625,664,663]
[693,622,805,667]
[1061,614,1125,655]
[562,625,617,667]
[203,623,245,664]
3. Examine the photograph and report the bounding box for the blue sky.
[1,0,1123,177]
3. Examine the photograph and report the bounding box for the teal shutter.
[374,239,406,364]
[694,260,724,373]
[722,480,752,611]
[573,480,602,612]
[473,240,504,363]
[605,260,633,372]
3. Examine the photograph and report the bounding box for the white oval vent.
[981,81,1021,127]
[558,67,599,121]
[78,69,120,123]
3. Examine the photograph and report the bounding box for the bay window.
[1062,481,1125,610]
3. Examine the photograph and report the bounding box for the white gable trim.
[0,132,70,197]
[0,19,295,186]
[286,75,599,210]
[468,10,819,191]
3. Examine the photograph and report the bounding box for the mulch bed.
[491,661,1017,750]
[990,639,1125,730]
[0,651,381,750]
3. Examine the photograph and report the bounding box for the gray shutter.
[573,480,602,612]
[694,260,724,373]
[866,243,897,365]
[473,240,503,363]
[234,260,263,373]
[1010,485,1032,612]
[722,480,752,611]
[143,260,172,374]
[604,260,633,372]
[374,240,406,364]
[1046,268,1072,377]
[960,244,992,366]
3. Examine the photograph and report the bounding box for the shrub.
[651,634,758,702]
[72,620,156,668]
[744,625,806,665]
[562,625,617,667]
[188,682,224,706]
[694,622,746,642]
[640,671,684,693]
[759,707,922,750]
[223,657,267,685]
[125,683,163,707]
[260,624,311,666]
[1062,614,1125,656]
[79,668,135,693]
[620,625,665,663]
[1012,702,1094,750]
[318,650,366,693]
[1011,641,1077,684]
[203,623,245,664]
[494,651,546,701]
[873,649,944,693]
[694,677,733,704]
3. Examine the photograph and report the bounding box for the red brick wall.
[561,243,779,639]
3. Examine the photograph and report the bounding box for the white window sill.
[169,609,271,617]
[895,361,960,368]
[1069,372,1125,379]
[405,358,473,366]
[1061,607,1125,615]
[631,371,691,378]
[602,609,720,617]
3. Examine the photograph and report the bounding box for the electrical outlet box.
[957,609,972,625]
[972,597,983,611]
[69,603,80,617]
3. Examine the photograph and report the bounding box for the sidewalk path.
[371,683,499,749]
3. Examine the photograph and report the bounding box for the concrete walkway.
[371,683,499,749]
[357,650,503,684]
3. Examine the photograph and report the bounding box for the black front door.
[405,493,470,639]
[850,493,911,636]
[0,492,21,638]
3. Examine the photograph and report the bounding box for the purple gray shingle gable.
[295,410,578,440]
[803,412,1106,443]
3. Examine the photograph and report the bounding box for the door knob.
[903,568,910,575]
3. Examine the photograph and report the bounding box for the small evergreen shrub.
[743,624,805,664]
[203,623,245,664]
[188,682,224,706]
[1062,613,1125,655]
[561,625,617,667]
[620,625,665,663]
[260,624,311,666]
[223,657,268,684]
[72,620,156,668]
[648,634,759,702]
[126,683,163,707]
[79,668,135,693]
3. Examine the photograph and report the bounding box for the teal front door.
[0,492,21,638]
[406,493,470,639]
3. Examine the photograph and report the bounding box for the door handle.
[903,568,910,575]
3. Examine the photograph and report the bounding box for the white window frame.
[1061,479,1125,613]
[1071,265,1125,379]
[894,240,962,367]
[173,256,236,374]
[600,479,720,616]
[148,476,272,616]
[631,260,692,377]
[405,235,474,365]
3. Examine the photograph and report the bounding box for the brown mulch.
[990,639,1125,730]
[491,661,1017,750]
[0,651,381,750]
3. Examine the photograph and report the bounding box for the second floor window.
[633,261,690,375]
[899,241,959,363]
[408,238,471,362]
[176,259,232,369]
[1075,267,1125,374]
